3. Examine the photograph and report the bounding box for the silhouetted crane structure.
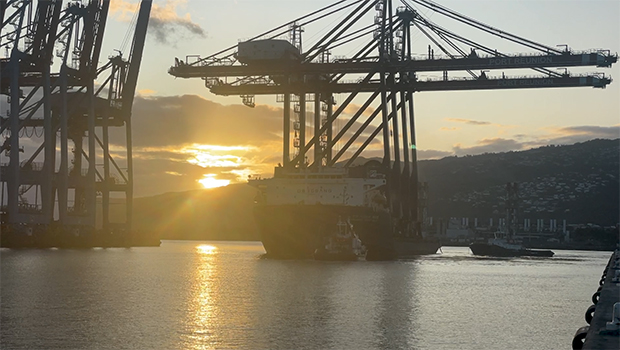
[170,0,616,237]
[1,0,152,244]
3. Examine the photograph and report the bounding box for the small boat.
[314,217,367,261]
[470,234,554,257]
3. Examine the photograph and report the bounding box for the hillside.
[126,184,259,240]
[419,138,619,225]
[126,138,619,240]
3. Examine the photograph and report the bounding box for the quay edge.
[573,247,620,349]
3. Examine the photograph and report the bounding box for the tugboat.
[314,217,367,261]
[470,233,554,257]
[470,182,554,258]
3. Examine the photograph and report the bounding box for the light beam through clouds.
[183,144,251,169]
[109,94,619,197]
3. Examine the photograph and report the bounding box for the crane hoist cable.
[406,2,562,78]
[119,1,140,58]
[404,0,563,54]
[323,23,375,53]
[304,0,376,62]
[188,0,364,67]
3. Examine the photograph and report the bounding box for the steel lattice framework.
[169,0,616,236]
[1,0,151,238]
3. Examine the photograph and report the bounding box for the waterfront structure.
[1,0,153,246]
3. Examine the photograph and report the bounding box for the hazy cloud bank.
[448,125,620,157]
[106,94,618,196]
[453,138,523,156]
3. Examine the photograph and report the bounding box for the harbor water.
[0,241,609,349]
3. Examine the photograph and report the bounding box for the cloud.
[448,125,620,157]
[109,0,140,20]
[452,138,524,156]
[440,127,459,131]
[547,125,620,141]
[110,0,206,45]
[121,95,283,148]
[516,125,620,149]
[138,89,156,96]
[115,94,398,195]
[343,103,376,117]
[104,94,618,196]
[417,149,453,160]
[446,118,491,126]
[103,94,287,195]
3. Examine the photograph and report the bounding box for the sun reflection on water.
[184,244,219,349]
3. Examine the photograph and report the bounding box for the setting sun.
[198,174,230,189]
[196,244,218,254]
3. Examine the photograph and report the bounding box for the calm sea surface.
[0,241,610,350]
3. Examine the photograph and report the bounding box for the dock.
[573,248,620,349]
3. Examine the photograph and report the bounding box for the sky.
[105,0,620,196]
[5,0,620,198]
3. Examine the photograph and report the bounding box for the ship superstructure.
[250,166,386,208]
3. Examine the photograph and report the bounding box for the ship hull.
[394,238,441,258]
[314,249,362,261]
[469,243,554,257]
[254,204,441,260]
[254,204,395,260]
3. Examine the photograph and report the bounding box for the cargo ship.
[248,162,439,260]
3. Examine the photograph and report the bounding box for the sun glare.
[198,174,230,189]
[196,244,217,254]
[183,144,254,168]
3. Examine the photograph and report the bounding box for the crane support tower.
[169,0,615,257]
[1,0,156,248]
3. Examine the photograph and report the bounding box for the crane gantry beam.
[207,74,612,95]
[169,51,616,79]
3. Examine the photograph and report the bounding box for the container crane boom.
[205,73,612,95]
[169,51,617,79]
[120,0,152,120]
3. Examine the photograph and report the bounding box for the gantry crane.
[1,0,152,246]
[168,0,616,237]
